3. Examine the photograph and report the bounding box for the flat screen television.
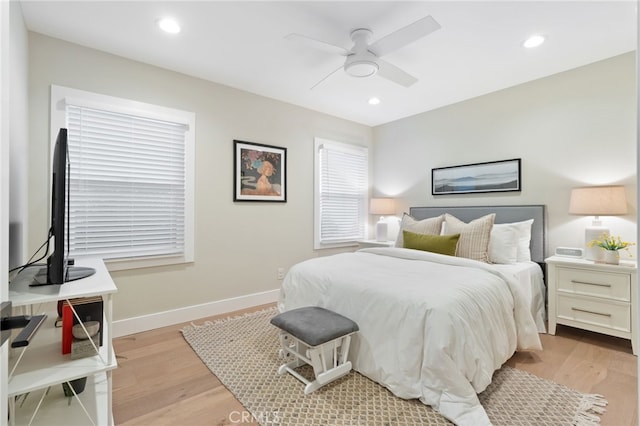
[31,128,95,285]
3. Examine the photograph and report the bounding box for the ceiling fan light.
[345,60,379,78]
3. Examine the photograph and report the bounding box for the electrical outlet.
[277,267,285,280]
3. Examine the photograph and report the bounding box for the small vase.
[603,250,619,265]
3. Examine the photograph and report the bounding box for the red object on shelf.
[61,302,73,354]
[60,297,104,355]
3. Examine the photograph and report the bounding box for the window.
[314,137,368,249]
[50,85,195,270]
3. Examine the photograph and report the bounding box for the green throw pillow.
[403,230,460,256]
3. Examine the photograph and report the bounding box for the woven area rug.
[181,307,607,425]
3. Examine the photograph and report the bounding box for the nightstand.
[545,255,637,355]
[357,239,395,248]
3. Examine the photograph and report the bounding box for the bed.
[278,205,547,425]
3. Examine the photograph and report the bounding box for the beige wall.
[373,52,637,258]
[28,33,372,321]
[24,33,638,322]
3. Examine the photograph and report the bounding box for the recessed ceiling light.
[157,17,181,34]
[368,97,381,105]
[523,35,545,48]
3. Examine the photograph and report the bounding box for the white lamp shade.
[569,186,627,216]
[370,198,395,215]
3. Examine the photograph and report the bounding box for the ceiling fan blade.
[285,33,349,56]
[369,15,441,57]
[376,59,417,87]
[310,64,344,90]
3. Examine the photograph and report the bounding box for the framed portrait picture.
[234,140,287,202]
[432,158,521,195]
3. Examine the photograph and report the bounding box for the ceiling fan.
[285,15,441,90]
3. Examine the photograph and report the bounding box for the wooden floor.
[112,304,638,425]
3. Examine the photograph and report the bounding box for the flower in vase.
[588,233,635,256]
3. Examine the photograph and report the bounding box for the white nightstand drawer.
[557,267,630,302]
[557,294,631,332]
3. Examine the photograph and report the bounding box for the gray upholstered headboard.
[409,205,547,264]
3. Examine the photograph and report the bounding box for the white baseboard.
[112,288,280,338]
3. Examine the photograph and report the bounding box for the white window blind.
[65,103,189,261]
[315,138,368,247]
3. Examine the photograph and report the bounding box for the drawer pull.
[571,307,612,317]
[570,280,612,288]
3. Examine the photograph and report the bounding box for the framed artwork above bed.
[432,158,521,195]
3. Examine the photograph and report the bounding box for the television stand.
[29,266,96,286]
[8,257,117,425]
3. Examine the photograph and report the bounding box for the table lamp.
[569,185,627,261]
[370,198,395,242]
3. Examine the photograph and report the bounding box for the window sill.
[313,241,360,250]
[102,255,194,272]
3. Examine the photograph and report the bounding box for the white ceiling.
[20,1,637,127]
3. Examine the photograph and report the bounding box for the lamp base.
[585,225,609,261]
[375,219,388,242]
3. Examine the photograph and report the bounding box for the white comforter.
[278,247,542,425]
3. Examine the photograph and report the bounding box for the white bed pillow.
[443,213,495,263]
[395,213,445,248]
[488,219,534,263]
[513,219,534,262]
[488,225,519,264]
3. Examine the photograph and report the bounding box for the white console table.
[8,258,117,425]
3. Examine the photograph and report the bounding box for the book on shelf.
[61,296,103,356]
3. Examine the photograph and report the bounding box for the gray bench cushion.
[270,306,359,347]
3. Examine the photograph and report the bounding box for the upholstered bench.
[270,306,359,394]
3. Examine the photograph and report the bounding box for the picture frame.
[432,158,521,195]
[234,140,287,202]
